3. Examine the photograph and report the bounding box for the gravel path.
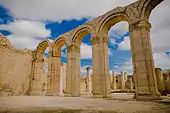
[0,95,170,113]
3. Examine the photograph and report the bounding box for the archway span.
[53,36,67,52]
[71,24,95,45]
[96,7,130,36]
[141,0,164,20]
[35,39,53,60]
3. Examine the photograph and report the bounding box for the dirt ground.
[0,93,170,113]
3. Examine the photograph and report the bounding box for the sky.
[0,0,170,76]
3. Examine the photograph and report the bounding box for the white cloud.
[80,43,92,59]
[153,53,170,70]
[117,36,130,51]
[0,20,51,49]
[120,52,170,73]
[149,0,170,53]
[108,22,128,45]
[80,43,112,59]
[0,0,137,21]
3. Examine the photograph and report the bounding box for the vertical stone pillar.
[30,59,44,95]
[129,20,160,100]
[66,44,80,97]
[124,72,128,83]
[91,36,111,97]
[155,68,165,94]
[163,73,170,94]
[51,52,61,96]
[120,72,125,90]
[111,71,116,90]
[46,52,53,96]
[46,51,61,96]
[128,76,133,90]
[86,67,92,94]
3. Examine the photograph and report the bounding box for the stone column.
[155,68,165,93]
[30,59,44,95]
[129,20,160,100]
[66,44,80,97]
[91,36,111,97]
[46,51,61,96]
[86,67,92,94]
[46,52,53,96]
[120,72,125,90]
[128,76,133,90]
[163,73,170,94]
[51,52,61,96]
[111,71,116,90]
[124,72,128,83]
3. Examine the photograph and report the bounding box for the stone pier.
[86,67,92,94]
[155,68,165,94]
[111,71,116,90]
[120,72,125,90]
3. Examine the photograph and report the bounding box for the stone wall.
[0,34,32,96]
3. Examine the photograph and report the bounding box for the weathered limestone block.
[155,68,165,93]
[111,71,116,90]
[0,34,32,96]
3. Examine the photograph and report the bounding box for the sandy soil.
[0,94,170,113]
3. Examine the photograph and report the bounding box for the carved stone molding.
[91,36,108,45]
[67,44,80,53]
[129,20,151,32]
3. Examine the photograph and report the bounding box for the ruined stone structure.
[0,34,32,96]
[0,0,166,100]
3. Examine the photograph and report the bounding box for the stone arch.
[140,0,164,20]
[96,7,130,36]
[34,39,53,61]
[71,24,95,46]
[53,35,67,53]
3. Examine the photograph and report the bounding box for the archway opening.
[52,37,67,95]
[149,0,170,96]
[73,28,92,96]
[107,21,134,99]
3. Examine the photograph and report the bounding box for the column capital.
[67,44,80,53]
[91,36,108,45]
[129,20,151,32]
[48,51,61,57]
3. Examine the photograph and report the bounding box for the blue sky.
[0,0,170,76]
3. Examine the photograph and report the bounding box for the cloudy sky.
[0,0,170,75]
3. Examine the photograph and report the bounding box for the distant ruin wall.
[0,35,33,96]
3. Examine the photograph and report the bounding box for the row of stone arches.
[30,0,165,100]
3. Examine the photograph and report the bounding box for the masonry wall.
[0,35,32,96]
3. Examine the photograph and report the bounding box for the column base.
[134,93,162,101]
[92,93,109,98]
[30,90,42,96]
[45,92,53,96]
[64,93,81,97]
